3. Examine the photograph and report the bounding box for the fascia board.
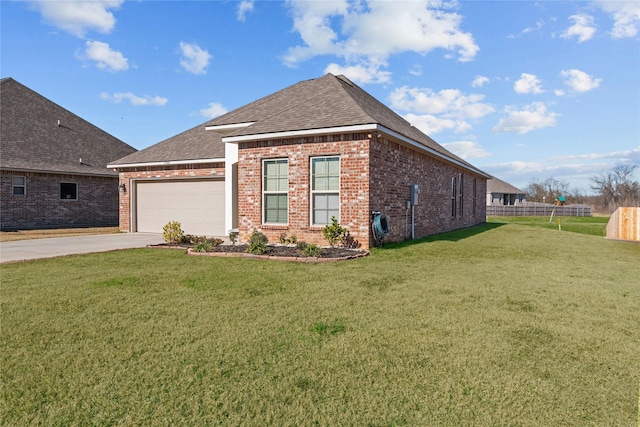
[221,124,379,143]
[107,157,225,170]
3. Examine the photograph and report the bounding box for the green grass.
[2,223,639,426]
[487,215,610,237]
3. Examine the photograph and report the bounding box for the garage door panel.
[136,180,225,236]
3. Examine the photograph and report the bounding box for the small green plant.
[302,243,322,257]
[193,241,213,253]
[247,231,269,255]
[323,216,348,247]
[228,231,238,246]
[279,233,299,245]
[162,221,184,244]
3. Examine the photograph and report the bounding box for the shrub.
[162,221,184,244]
[302,243,322,257]
[247,231,269,255]
[323,216,348,247]
[193,238,224,253]
[193,241,213,253]
[183,234,207,245]
[228,231,238,246]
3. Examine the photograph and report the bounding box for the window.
[60,182,77,200]
[472,177,477,216]
[12,176,26,196]
[263,159,288,224]
[451,177,457,217]
[458,173,464,217]
[311,156,339,225]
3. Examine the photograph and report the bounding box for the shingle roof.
[487,177,525,194]
[110,73,488,176]
[0,78,136,176]
[109,121,224,166]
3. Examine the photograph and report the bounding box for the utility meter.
[410,184,420,205]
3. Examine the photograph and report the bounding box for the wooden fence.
[486,204,592,217]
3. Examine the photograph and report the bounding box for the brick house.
[486,177,526,206]
[109,74,489,249]
[0,78,137,230]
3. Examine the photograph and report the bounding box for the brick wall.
[237,133,486,249]
[116,163,225,232]
[0,170,119,229]
[369,137,487,243]
[237,134,370,248]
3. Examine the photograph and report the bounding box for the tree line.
[525,164,640,213]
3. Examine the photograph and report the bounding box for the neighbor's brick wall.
[369,137,487,244]
[0,170,119,229]
[237,134,370,248]
[116,163,225,232]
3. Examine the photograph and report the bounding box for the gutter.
[107,157,225,170]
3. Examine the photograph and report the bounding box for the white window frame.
[262,158,288,225]
[60,182,78,201]
[458,173,464,217]
[12,176,26,196]
[310,156,340,226]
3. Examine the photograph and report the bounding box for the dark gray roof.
[111,73,487,176]
[0,78,136,176]
[109,121,224,166]
[487,177,525,194]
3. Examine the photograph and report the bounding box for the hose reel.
[371,211,389,247]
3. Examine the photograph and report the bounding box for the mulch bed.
[149,243,368,263]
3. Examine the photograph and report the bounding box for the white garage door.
[135,179,225,236]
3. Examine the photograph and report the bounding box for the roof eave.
[107,157,226,170]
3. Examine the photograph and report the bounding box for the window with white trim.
[263,159,288,224]
[311,156,339,225]
[60,182,77,200]
[451,177,457,217]
[472,177,477,217]
[12,176,26,196]
[458,173,464,217]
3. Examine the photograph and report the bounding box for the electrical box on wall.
[410,184,420,205]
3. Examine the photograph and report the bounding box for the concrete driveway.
[0,233,164,264]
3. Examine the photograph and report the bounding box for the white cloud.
[27,0,123,38]
[441,140,490,160]
[179,42,212,75]
[409,65,423,76]
[391,86,494,135]
[561,14,597,43]
[492,102,559,134]
[390,86,494,119]
[403,113,471,135]
[283,0,478,78]
[522,19,545,34]
[471,75,490,88]
[200,102,228,119]
[324,62,391,84]
[81,40,128,72]
[237,0,254,22]
[514,73,544,94]
[560,69,602,92]
[595,0,640,38]
[100,92,168,106]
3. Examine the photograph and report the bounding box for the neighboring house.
[109,74,490,249]
[486,177,527,206]
[0,78,137,230]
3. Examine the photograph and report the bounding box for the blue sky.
[2,0,639,193]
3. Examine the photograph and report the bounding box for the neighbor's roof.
[487,177,525,194]
[0,78,136,176]
[111,74,488,176]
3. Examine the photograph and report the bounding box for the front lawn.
[1,222,638,425]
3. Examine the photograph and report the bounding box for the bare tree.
[590,164,640,212]
[525,177,570,203]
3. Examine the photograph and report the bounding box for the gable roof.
[487,177,525,194]
[1,78,136,176]
[110,74,489,177]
